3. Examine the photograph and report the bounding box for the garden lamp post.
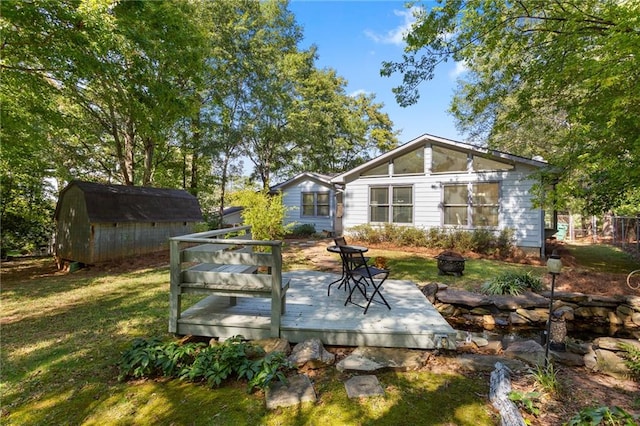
[544,250,562,368]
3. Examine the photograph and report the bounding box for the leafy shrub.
[618,342,640,380]
[482,271,543,295]
[496,228,515,257]
[508,390,541,416]
[118,335,294,392]
[346,224,516,258]
[289,223,316,237]
[567,406,637,426]
[229,189,292,241]
[118,337,204,381]
[471,228,495,254]
[396,226,428,246]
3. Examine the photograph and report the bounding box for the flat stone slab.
[344,375,385,399]
[336,346,428,372]
[436,288,492,307]
[265,374,316,409]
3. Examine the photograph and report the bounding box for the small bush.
[567,406,636,426]
[471,228,496,254]
[289,223,316,237]
[346,224,516,258]
[530,363,561,395]
[482,271,543,295]
[118,335,294,392]
[619,342,640,380]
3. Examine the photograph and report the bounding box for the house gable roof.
[270,172,335,193]
[55,180,203,223]
[330,133,548,184]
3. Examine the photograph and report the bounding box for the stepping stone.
[265,375,316,409]
[344,375,385,399]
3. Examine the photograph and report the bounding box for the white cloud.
[449,61,469,79]
[349,89,370,98]
[364,8,418,46]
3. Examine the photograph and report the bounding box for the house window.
[432,145,468,173]
[361,162,389,177]
[302,192,330,217]
[472,156,514,171]
[393,148,424,175]
[370,186,413,224]
[443,182,499,227]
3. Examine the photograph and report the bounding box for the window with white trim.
[369,186,413,224]
[302,192,330,217]
[443,182,499,227]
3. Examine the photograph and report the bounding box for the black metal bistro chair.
[333,236,370,268]
[338,245,391,315]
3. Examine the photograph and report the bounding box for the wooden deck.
[177,270,457,349]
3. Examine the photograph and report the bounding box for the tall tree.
[2,0,208,186]
[382,0,640,214]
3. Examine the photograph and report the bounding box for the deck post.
[270,243,284,337]
[168,238,181,333]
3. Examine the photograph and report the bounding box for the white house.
[330,134,550,255]
[270,172,339,235]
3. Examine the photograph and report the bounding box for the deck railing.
[168,226,288,338]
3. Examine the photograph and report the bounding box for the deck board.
[177,270,456,349]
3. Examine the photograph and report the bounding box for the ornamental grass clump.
[481,271,543,296]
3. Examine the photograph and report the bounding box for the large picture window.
[432,146,468,173]
[393,148,424,175]
[443,183,499,227]
[370,186,413,224]
[302,192,330,217]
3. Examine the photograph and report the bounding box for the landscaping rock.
[420,282,439,303]
[456,354,527,373]
[336,346,427,372]
[552,350,585,367]
[288,338,335,368]
[503,340,546,366]
[593,349,632,380]
[344,375,385,399]
[436,288,492,308]
[492,292,549,310]
[253,338,290,355]
[594,337,640,351]
[266,374,316,409]
[508,312,530,325]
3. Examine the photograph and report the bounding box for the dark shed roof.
[55,180,203,223]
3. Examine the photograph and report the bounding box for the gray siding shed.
[54,180,203,265]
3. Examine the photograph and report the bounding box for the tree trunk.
[142,136,154,186]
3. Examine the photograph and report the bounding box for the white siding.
[281,179,335,233]
[342,158,543,250]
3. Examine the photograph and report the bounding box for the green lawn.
[1,258,494,425]
[4,243,637,425]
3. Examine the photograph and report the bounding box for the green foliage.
[117,337,204,381]
[230,189,292,241]
[289,223,316,237]
[482,271,543,296]
[508,390,541,417]
[530,363,561,396]
[566,406,637,426]
[383,0,640,214]
[118,336,293,392]
[348,224,515,258]
[618,343,640,380]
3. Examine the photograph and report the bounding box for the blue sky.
[288,0,467,144]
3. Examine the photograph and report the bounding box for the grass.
[4,242,637,425]
[564,244,640,273]
[1,258,494,425]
